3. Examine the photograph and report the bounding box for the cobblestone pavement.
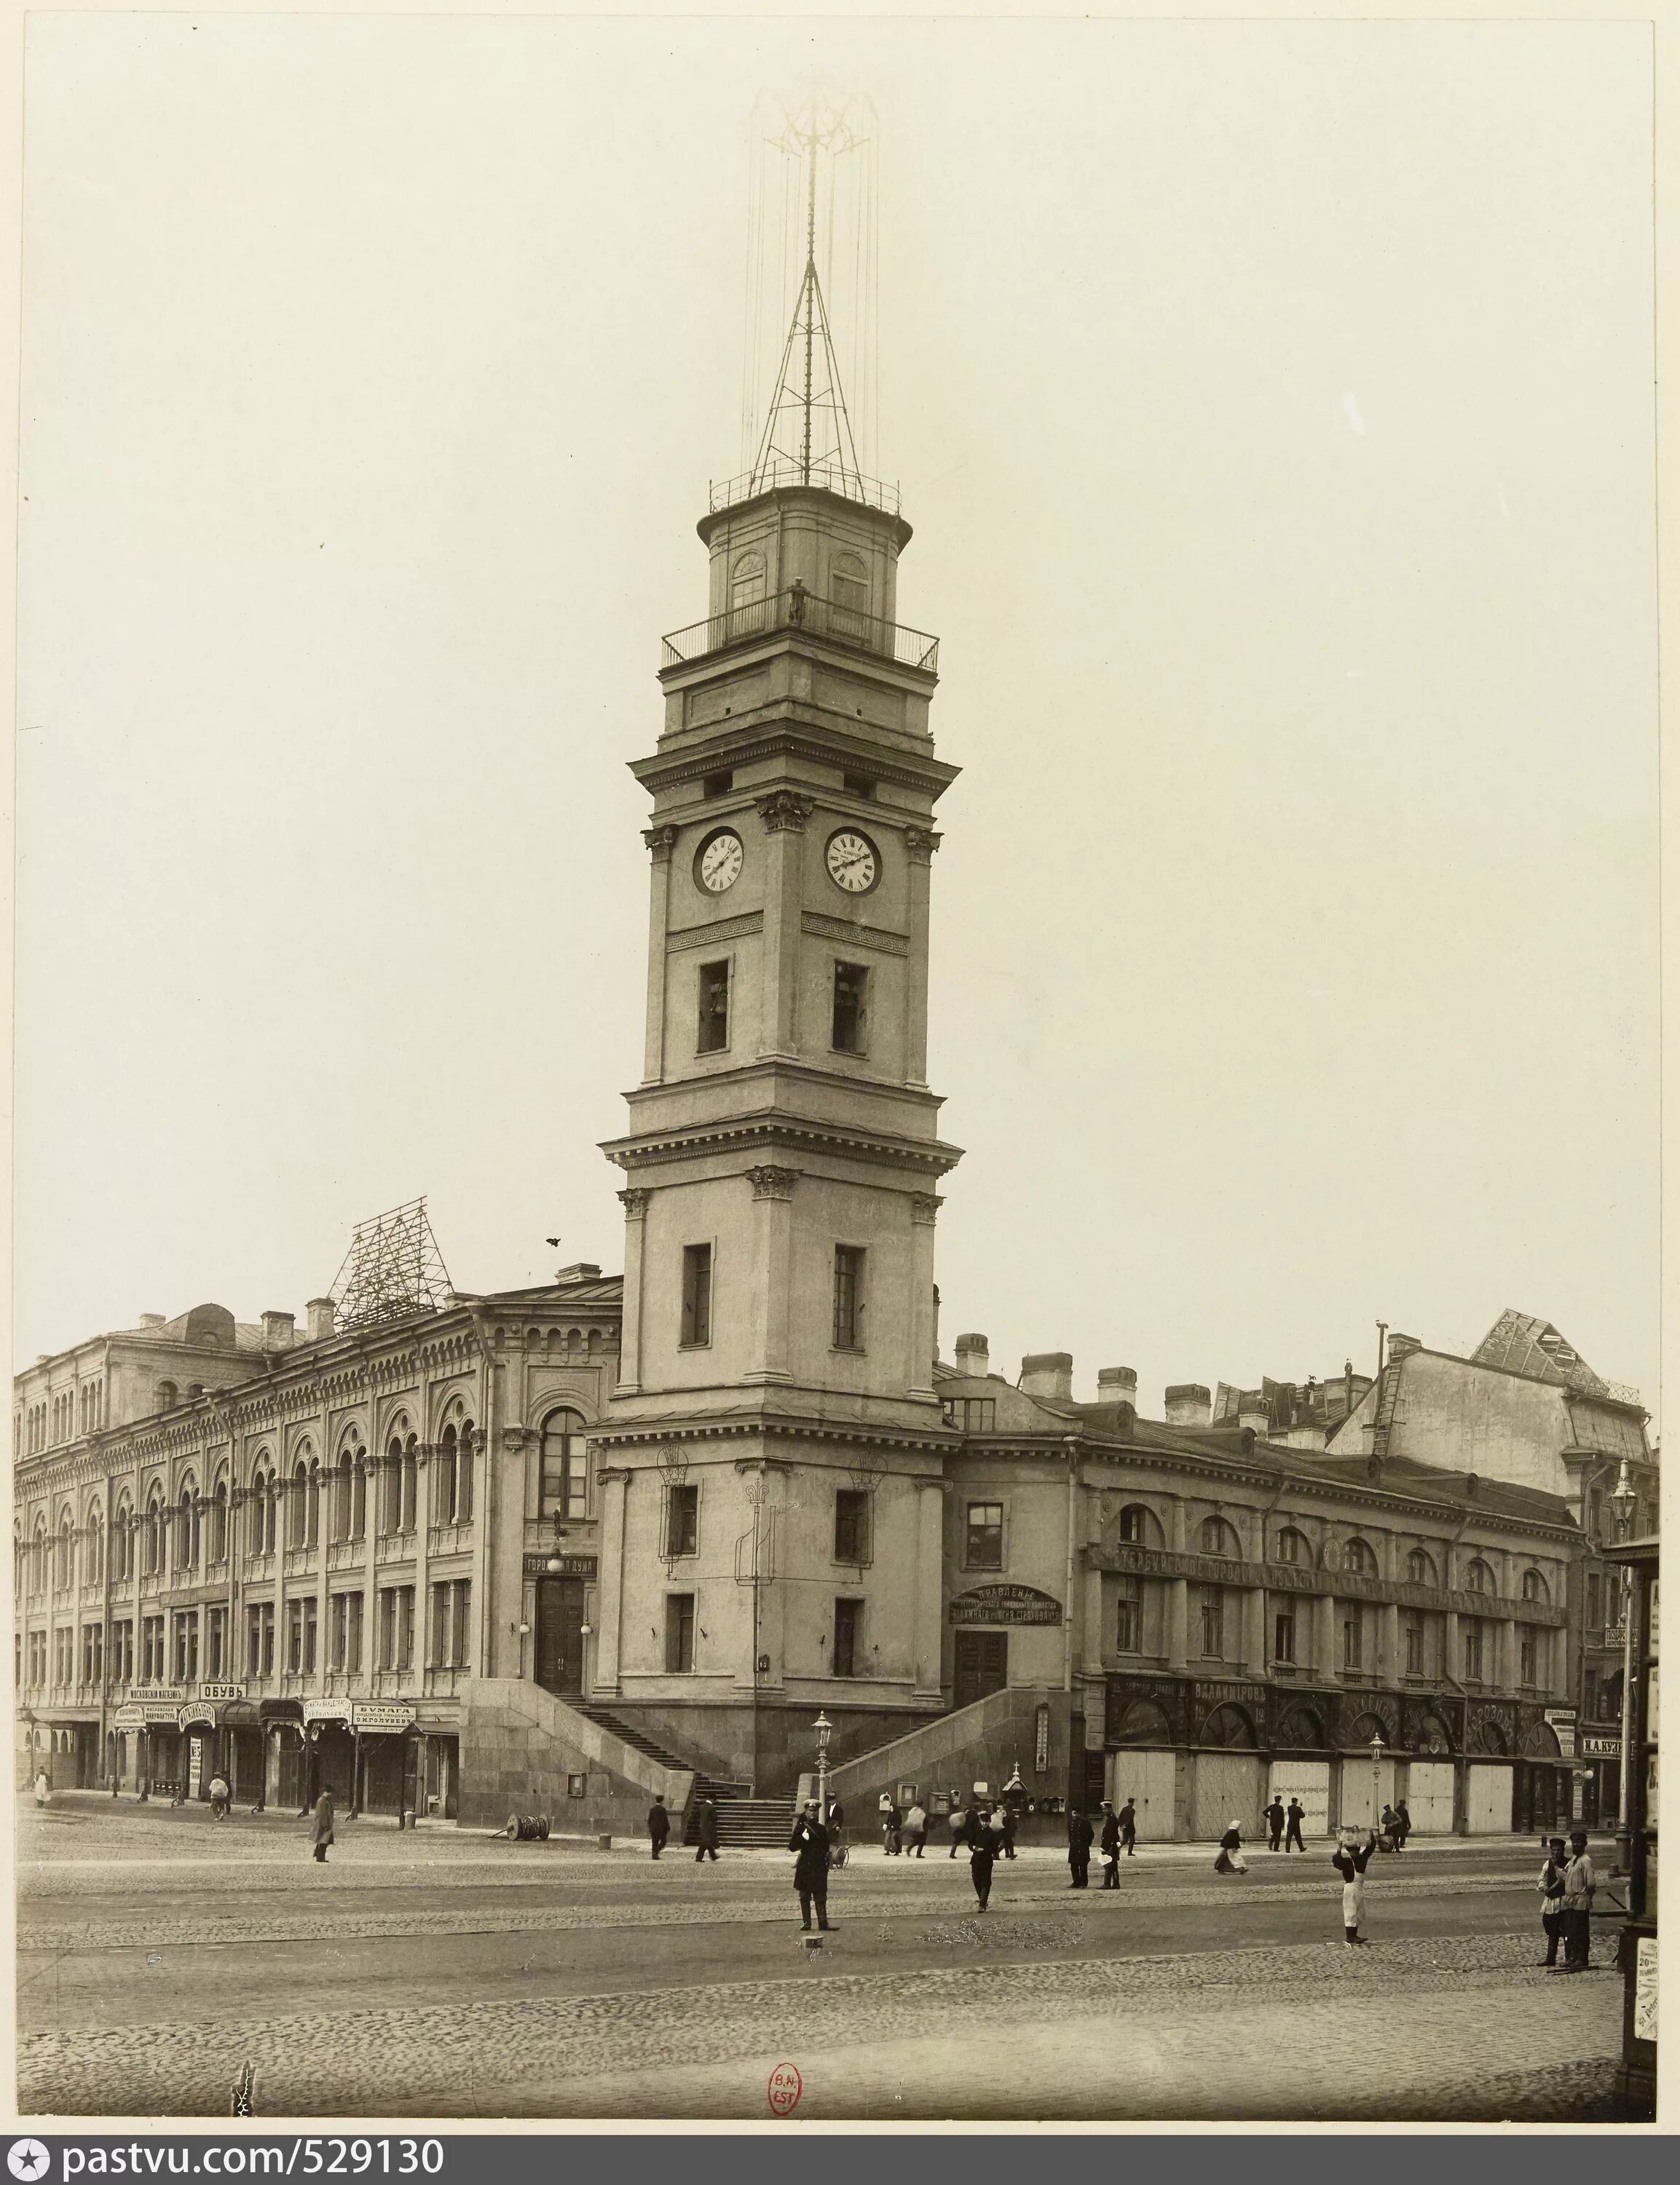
[19,1934,1622,2121]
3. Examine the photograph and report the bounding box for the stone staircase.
[705,1797,794,1849]
[572,1703,774,1836]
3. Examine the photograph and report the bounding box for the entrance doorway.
[953,1630,1008,1709]
[535,1577,587,1696]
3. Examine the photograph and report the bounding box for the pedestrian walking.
[1067,1805,1094,1889]
[1394,1799,1412,1849]
[647,1795,670,1860]
[1213,1819,1248,1875]
[309,1784,336,1865]
[904,1800,928,1856]
[1265,1796,1286,1851]
[1332,1827,1376,1942]
[789,1800,834,1932]
[1537,1835,1568,1968]
[32,1766,50,1808]
[1099,1801,1121,1888]
[208,1771,231,1821]
[1119,1797,1137,1855]
[998,1803,1017,1861]
[947,1800,969,1858]
[969,1806,1001,1911]
[692,1795,719,1862]
[1379,1802,1403,1852]
[1558,1830,1596,1972]
[1284,1796,1306,1853]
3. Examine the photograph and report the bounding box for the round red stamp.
[767,2061,803,2116]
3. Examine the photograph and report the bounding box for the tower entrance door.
[536,1576,586,1696]
[953,1630,1008,1709]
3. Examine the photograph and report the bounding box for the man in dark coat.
[1265,1797,1287,1851]
[969,1807,1001,1910]
[647,1795,670,1860]
[1537,1835,1568,1967]
[789,1800,834,1930]
[309,1785,336,1865]
[1098,1802,1121,1887]
[1284,1796,1307,1853]
[1119,1798,1137,1855]
[998,1804,1017,1861]
[693,1795,719,1862]
[1066,1806,1094,1889]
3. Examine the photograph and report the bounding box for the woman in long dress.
[1333,1827,1376,1942]
[1213,1819,1247,1875]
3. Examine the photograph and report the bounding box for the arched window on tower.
[830,551,870,639]
[729,550,768,639]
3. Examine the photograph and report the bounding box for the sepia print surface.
[12,12,1660,2127]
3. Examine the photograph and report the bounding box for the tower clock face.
[696,830,744,894]
[826,829,878,894]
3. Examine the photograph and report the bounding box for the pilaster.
[616,1190,652,1395]
[754,792,812,1058]
[593,1467,630,1696]
[912,1479,946,1696]
[907,1192,942,1399]
[642,827,679,1083]
[903,827,941,1089]
[744,1167,799,1384]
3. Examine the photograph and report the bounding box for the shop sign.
[1544,1707,1577,1759]
[178,1706,217,1731]
[302,1699,350,1725]
[196,1682,246,1704]
[948,1583,1062,1627]
[1633,1935,1657,2044]
[126,1687,181,1706]
[351,1702,417,1733]
[524,1553,598,1578]
[117,1704,184,1727]
[1580,1733,1622,1760]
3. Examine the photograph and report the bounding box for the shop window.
[833,1597,862,1677]
[665,1483,699,1559]
[665,1593,695,1674]
[540,1409,590,1521]
[832,1245,867,1350]
[834,1489,871,1565]
[832,963,869,1054]
[965,1501,1004,1571]
[696,960,731,1054]
[680,1245,713,1347]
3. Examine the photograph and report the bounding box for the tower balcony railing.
[708,460,901,517]
[661,586,938,676]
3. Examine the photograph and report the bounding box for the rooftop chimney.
[1387,1333,1422,1361]
[1164,1382,1212,1428]
[138,1314,165,1329]
[1020,1352,1074,1403]
[1237,1394,1269,1438]
[305,1297,336,1345]
[953,1332,990,1378]
[1097,1366,1138,1409]
[556,1261,602,1282]
[261,1310,296,1350]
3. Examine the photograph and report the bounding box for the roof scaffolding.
[328,1198,454,1333]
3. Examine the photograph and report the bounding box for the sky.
[15,15,1659,1420]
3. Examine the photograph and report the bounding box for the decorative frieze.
[669,910,764,953]
[800,910,909,957]
[1085,1540,1566,1626]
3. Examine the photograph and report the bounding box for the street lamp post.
[813,1710,832,1826]
[1609,1460,1636,1878]
[1369,1732,1386,1835]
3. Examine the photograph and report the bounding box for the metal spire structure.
[746,101,869,503]
[328,1197,454,1333]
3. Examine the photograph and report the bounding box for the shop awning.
[259,1698,303,1723]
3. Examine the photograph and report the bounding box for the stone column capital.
[746,1165,801,1201]
[755,790,814,835]
[642,824,680,863]
[909,1192,943,1227]
[618,1187,653,1219]
[904,827,943,864]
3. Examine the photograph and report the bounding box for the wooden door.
[536,1577,586,1696]
[953,1629,1008,1709]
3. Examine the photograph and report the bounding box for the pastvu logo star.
[8,2141,50,2183]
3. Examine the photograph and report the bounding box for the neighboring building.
[1325,1310,1659,1824]
[1212,1369,1375,1451]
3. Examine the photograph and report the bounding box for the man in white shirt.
[1558,1829,1596,1972]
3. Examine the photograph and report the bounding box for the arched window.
[307,1460,321,1548]
[86,1505,103,1585]
[112,1500,133,1583]
[1199,1515,1239,1558]
[143,1495,163,1577]
[178,1479,200,1570]
[456,1422,474,1524]
[209,1479,228,1563]
[1116,1503,1159,1547]
[32,1518,48,1594]
[1274,1527,1309,1567]
[540,1409,589,1521]
[157,1380,178,1414]
[288,1461,308,1549]
[830,550,870,634]
[1406,1547,1437,1586]
[1341,1537,1374,1575]
[435,1425,458,1526]
[334,1449,355,1542]
[729,550,767,635]
[56,1513,74,1590]
[247,1464,274,1558]
[1521,1567,1549,1605]
[1465,1558,1496,1596]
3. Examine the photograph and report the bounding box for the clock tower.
[591,162,961,1788]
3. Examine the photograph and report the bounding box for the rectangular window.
[834,1489,871,1565]
[171,1610,200,1685]
[1405,1615,1424,1676]
[1586,1572,1603,1629]
[378,1586,414,1672]
[1116,1579,1143,1654]
[141,1615,165,1683]
[205,1605,226,1680]
[1200,1587,1224,1659]
[665,1592,695,1674]
[1274,1608,1296,1664]
[430,1580,470,1668]
[331,1591,364,1674]
[1341,1610,1362,1671]
[680,1244,713,1347]
[1463,1617,1484,1680]
[111,1620,133,1685]
[833,1597,862,1677]
[1584,1668,1599,1720]
[832,1245,867,1350]
[965,1501,1004,1571]
[81,1623,104,1686]
[842,771,875,799]
[1588,1489,1603,1543]
[246,1603,275,1677]
[1519,1625,1538,1686]
[665,1482,699,1559]
[696,960,731,1054]
[832,962,869,1054]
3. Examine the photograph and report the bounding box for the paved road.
[16,1800,1629,2123]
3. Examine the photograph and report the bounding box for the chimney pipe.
[953,1332,990,1378]
[138,1314,165,1329]
[1237,1394,1269,1438]
[261,1310,296,1351]
[1020,1352,1074,1403]
[305,1297,336,1345]
[1387,1333,1421,1361]
[1097,1366,1138,1409]
[1164,1383,1212,1428]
